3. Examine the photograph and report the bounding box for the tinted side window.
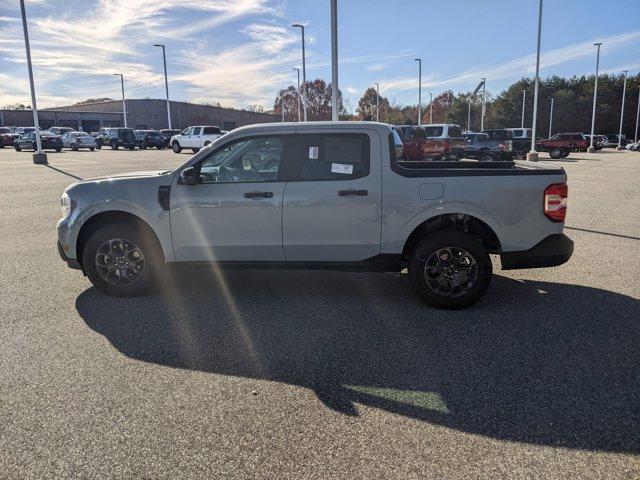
[448,126,462,137]
[298,133,370,181]
[424,126,444,137]
[192,127,202,136]
[203,126,221,135]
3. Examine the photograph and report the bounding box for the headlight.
[61,192,72,219]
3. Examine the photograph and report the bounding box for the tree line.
[273,73,640,138]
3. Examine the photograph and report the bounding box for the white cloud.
[367,63,388,72]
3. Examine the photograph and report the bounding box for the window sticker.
[308,146,319,159]
[331,163,353,174]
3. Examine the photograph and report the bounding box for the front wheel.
[172,141,182,153]
[82,224,158,297]
[408,231,492,309]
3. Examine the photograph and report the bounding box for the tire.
[172,141,182,153]
[191,148,200,153]
[55,147,62,152]
[549,148,562,159]
[15,145,21,152]
[128,146,135,150]
[82,223,159,297]
[408,230,492,309]
[110,140,118,150]
[90,147,95,152]
[204,141,211,147]
[479,153,494,162]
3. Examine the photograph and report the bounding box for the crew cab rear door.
[281,129,382,262]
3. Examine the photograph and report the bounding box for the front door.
[282,131,382,262]
[170,134,291,262]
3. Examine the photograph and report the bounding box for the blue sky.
[0,0,638,112]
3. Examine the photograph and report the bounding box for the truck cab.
[170,126,223,153]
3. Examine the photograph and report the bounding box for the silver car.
[61,131,97,151]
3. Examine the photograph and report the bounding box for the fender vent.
[158,185,171,211]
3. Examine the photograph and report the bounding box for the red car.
[0,127,20,148]
[536,133,589,159]
[395,124,466,161]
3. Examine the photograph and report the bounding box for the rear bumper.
[57,241,82,270]
[500,233,573,270]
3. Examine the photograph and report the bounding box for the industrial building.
[0,98,278,132]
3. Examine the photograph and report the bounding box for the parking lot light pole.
[616,71,628,150]
[527,0,543,162]
[429,92,433,124]
[467,98,471,132]
[480,77,486,131]
[415,58,422,125]
[374,82,379,122]
[153,44,172,130]
[19,0,46,164]
[635,86,640,143]
[113,74,127,128]
[292,24,307,121]
[587,43,602,153]
[521,90,526,128]
[330,0,339,122]
[293,68,301,122]
[549,97,554,139]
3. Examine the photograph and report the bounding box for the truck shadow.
[75,270,640,454]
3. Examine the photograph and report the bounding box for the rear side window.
[448,126,462,137]
[424,126,444,137]
[298,133,370,181]
[203,126,222,135]
[410,127,426,139]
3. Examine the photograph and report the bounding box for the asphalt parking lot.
[1,146,638,479]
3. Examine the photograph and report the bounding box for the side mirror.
[180,166,197,185]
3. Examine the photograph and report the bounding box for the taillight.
[544,183,568,222]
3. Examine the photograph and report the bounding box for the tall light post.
[548,97,554,139]
[330,0,339,121]
[414,58,422,125]
[587,42,602,153]
[635,86,640,143]
[113,74,127,128]
[293,67,301,122]
[292,24,307,121]
[527,0,543,161]
[521,89,526,128]
[19,0,46,164]
[153,44,172,130]
[616,70,628,150]
[467,97,471,132]
[480,77,486,131]
[374,82,379,122]
[429,92,433,124]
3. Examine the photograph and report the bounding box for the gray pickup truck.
[58,122,573,309]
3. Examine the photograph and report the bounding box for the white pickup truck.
[170,126,223,154]
[57,122,573,309]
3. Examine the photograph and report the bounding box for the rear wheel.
[549,148,562,159]
[172,141,182,153]
[110,140,118,150]
[191,148,200,153]
[82,223,159,297]
[408,231,492,309]
[479,153,494,162]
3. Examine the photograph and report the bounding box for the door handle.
[244,191,274,199]
[338,189,368,197]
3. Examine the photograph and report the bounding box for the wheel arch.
[76,210,165,269]
[402,213,502,261]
